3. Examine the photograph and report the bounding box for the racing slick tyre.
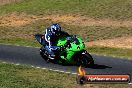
[79,53,94,67]
[85,53,94,66]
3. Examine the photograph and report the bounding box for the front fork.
[81,50,88,55]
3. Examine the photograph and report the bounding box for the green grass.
[0,62,131,88]
[1,0,132,20]
[0,62,78,88]
[0,38,40,47]
[88,46,132,59]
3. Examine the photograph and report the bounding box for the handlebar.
[61,35,77,50]
[66,35,76,42]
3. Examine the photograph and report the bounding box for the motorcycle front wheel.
[79,53,94,67]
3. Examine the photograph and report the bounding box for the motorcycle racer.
[35,23,94,66]
[42,23,69,60]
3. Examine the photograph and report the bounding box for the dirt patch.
[85,37,132,49]
[0,0,22,5]
[44,15,132,27]
[1,13,132,27]
[0,13,36,27]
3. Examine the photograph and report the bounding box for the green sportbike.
[35,34,94,67]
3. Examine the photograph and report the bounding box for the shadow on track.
[42,58,112,69]
[89,64,112,69]
[52,62,112,69]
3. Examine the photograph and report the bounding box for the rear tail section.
[35,34,45,45]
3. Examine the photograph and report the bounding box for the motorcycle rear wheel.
[40,47,49,62]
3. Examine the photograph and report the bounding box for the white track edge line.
[1,61,77,75]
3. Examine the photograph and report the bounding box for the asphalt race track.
[0,44,132,79]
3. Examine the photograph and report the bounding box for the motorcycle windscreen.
[35,34,45,45]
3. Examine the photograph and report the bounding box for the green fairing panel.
[66,38,85,62]
[56,36,85,63]
[66,38,85,52]
[57,37,67,46]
